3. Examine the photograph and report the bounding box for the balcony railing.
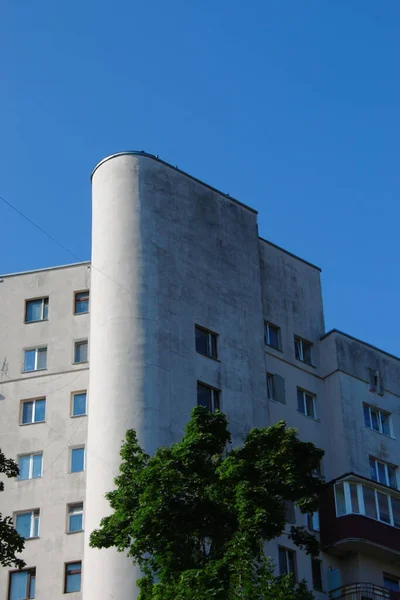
[329,583,400,599]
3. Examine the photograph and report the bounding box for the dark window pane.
[391,497,400,528]
[43,298,49,320]
[305,394,315,418]
[363,486,377,520]
[285,501,295,524]
[335,483,346,516]
[381,412,391,436]
[25,299,42,322]
[388,465,397,489]
[297,390,304,414]
[349,483,359,513]
[195,327,208,355]
[197,383,212,411]
[287,551,296,575]
[268,325,279,349]
[278,548,287,575]
[312,559,323,590]
[384,575,400,592]
[303,343,312,365]
[294,339,301,359]
[75,342,88,363]
[363,405,371,428]
[22,402,33,424]
[377,492,391,524]
[371,409,379,431]
[369,458,377,481]
[210,334,218,359]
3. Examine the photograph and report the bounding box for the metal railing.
[329,583,399,599]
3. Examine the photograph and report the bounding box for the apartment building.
[0,151,399,600]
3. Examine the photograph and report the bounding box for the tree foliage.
[0,449,25,568]
[90,407,324,599]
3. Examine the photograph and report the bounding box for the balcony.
[320,474,400,563]
[329,583,400,599]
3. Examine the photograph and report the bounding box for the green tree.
[90,407,324,600]
[0,449,25,568]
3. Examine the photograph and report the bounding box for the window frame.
[20,397,46,425]
[334,479,400,528]
[14,509,40,539]
[23,347,47,373]
[71,391,87,417]
[297,388,317,420]
[74,290,90,315]
[70,446,85,473]
[64,561,82,593]
[294,336,313,365]
[8,567,36,600]
[264,322,281,350]
[363,403,392,437]
[195,325,218,360]
[278,546,296,577]
[266,372,274,400]
[17,453,43,480]
[25,297,49,323]
[311,558,323,591]
[383,574,400,592]
[369,456,398,489]
[67,503,84,533]
[196,381,221,413]
[307,511,320,532]
[73,340,88,365]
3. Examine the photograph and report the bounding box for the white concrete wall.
[0,263,90,600]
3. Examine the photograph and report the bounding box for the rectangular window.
[71,392,87,417]
[369,368,384,395]
[18,453,43,480]
[23,347,47,372]
[64,562,82,593]
[197,382,220,413]
[68,503,84,533]
[74,291,89,314]
[278,546,296,576]
[25,297,48,323]
[285,501,295,524]
[307,511,320,531]
[294,336,313,365]
[369,457,397,489]
[297,388,317,419]
[265,322,280,350]
[9,568,36,599]
[21,398,46,425]
[384,575,400,592]
[312,559,323,591]
[71,447,85,473]
[267,373,285,404]
[74,341,88,364]
[15,510,40,539]
[363,403,391,436]
[334,482,346,516]
[195,326,218,359]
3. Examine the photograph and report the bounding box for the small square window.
[68,503,84,533]
[278,546,296,576]
[18,453,43,480]
[15,510,40,539]
[23,347,47,372]
[297,388,317,419]
[312,558,323,591]
[74,291,89,314]
[195,326,218,359]
[9,568,36,599]
[265,322,280,350]
[64,561,82,593]
[197,382,220,413]
[21,398,46,425]
[71,447,85,473]
[71,392,87,417]
[74,341,88,364]
[25,297,48,323]
[294,336,313,365]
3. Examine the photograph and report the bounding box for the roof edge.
[321,328,400,362]
[91,151,258,215]
[258,237,321,271]
[0,261,91,279]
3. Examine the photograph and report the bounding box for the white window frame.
[294,336,313,365]
[70,446,85,473]
[15,509,40,539]
[17,452,43,480]
[334,480,400,529]
[25,296,49,323]
[20,397,46,425]
[370,456,398,489]
[23,346,47,372]
[71,391,87,417]
[297,388,317,419]
[265,322,280,350]
[363,403,392,437]
[67,503,84,533]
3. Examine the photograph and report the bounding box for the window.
[71,392,87,417]
[297,388,317,419]
[307,511,320,532]
[384,575,400,592]
[15,510,40,539]
[195,326,218,359]
[265,322,280,350]
[74,340,88,364]
[334,480,400,529]
[25,297,48,323]
[197,382,220,413]
[21,398,46,425]
[369,457,397,489]
[23,347,47,372]
[363,403,391,436]
[70,447,85,473]
[294,336,313,365]
[64,562,82,593]
[285,501,295,524]
[278,547,296,576]
[68,503,84,533]
[9,568,36,599]
[312,559,323,591]
[266,373,286,404]
[18,453,43,480]
[369,368,384,395]
[74,291,89,314]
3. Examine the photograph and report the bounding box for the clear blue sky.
[1,1,399,355]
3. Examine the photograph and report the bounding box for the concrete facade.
[1,151,400,599]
